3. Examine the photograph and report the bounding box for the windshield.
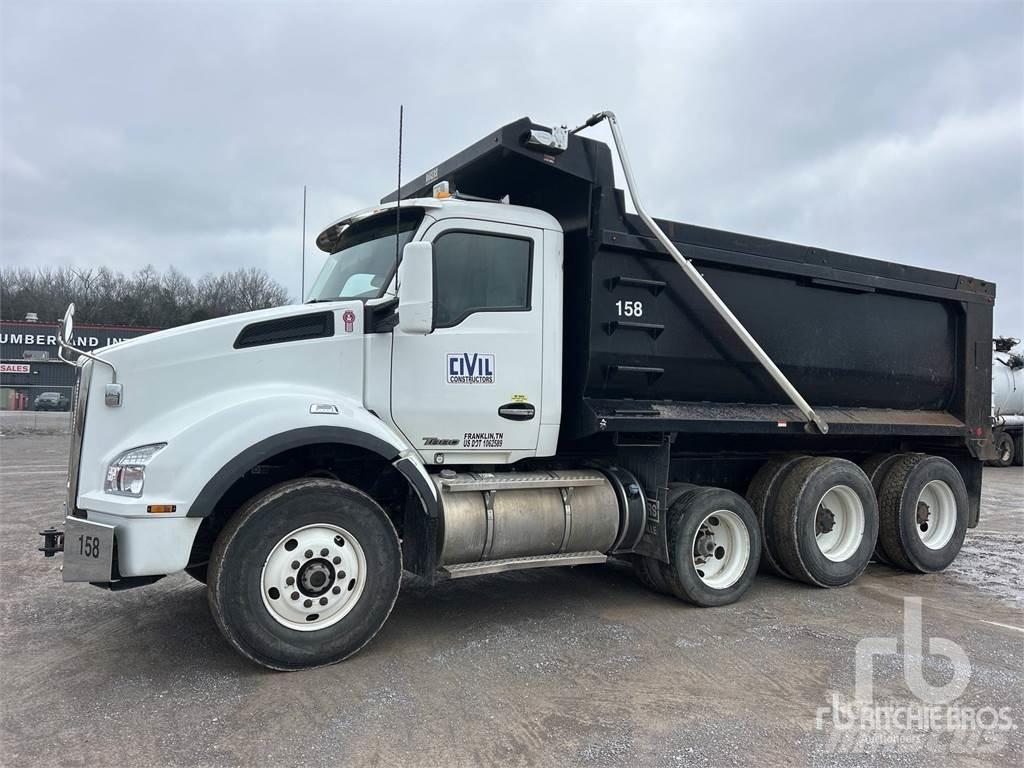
[308,209,424,302]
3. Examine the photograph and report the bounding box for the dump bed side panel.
[587,240,959,410]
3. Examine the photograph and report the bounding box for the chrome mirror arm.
[58,318,118,384]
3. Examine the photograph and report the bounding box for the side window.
[433,231,532,328]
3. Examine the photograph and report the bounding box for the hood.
[97,303,337,359]
[79,301,367,453]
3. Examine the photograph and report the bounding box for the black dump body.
[386,118,996,457]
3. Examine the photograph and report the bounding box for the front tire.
[207,478,402,670]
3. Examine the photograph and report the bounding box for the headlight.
[104,443,166,497]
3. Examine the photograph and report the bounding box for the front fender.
[77,391,431,518]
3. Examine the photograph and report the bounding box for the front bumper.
[40,511,202,584]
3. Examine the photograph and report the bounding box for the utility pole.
[301,185,307,302]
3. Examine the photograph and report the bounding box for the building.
[0,319,159,410]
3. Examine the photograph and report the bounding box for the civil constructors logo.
[814,597,1016,755]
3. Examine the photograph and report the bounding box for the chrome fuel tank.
[434,470,621,566]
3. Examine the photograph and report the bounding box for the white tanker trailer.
[990,337,1023,467]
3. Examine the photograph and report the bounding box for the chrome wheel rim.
[260,524,367,631]
[916,480,957,550]
[691,509,750,589]
[814,485,865,563]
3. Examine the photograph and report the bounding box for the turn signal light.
[147,504,177,514]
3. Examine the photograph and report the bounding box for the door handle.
[498,403,536,421]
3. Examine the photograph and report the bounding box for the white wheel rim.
[916,480,957,550]
[260,524,367,631]
[691,509,750,589]
[814,485,865,563]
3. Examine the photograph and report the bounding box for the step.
[440,551,608,579]
[438,471,607,493]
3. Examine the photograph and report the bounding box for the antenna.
[395,105,404,276]
[301,185,307,302]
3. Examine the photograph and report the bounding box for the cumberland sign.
[0,331,131,349]
[0,321,157,357]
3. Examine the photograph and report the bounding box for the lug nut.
[319,597,328,606]
[290,592,299,600]
[291,561,300,570]
[305,549,313,559]
[320,548,329,557]
[286,576,295,586]
[303,599,313,608]
[332,556,341,565]
[332,586,341,595]
[338,571,346,579]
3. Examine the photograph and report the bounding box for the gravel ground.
[0,434,1021,767]
[0,410,72,436]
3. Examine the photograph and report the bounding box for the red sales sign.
[0,363,31,373]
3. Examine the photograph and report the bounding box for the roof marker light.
[433,181,451,199]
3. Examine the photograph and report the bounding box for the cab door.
[391,218,543,464]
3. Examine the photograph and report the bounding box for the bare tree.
[0,265,292,327]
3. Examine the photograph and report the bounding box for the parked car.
[34,392,70,411]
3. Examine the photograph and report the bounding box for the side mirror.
[398,242,434,334]
[61,303,76,344]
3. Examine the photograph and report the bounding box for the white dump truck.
[40,113,997,670]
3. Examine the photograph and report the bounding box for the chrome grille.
[66,359,92,517]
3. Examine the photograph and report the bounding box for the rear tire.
[876,454,968,573]
[631,482,694,596]
[745,455,806,577]
[659,487,760,607]
[991,432,1015,467]
[770,457,878,588]
[207,478,401,670]
[859,453,906,566]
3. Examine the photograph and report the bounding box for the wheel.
[769,457,878,588]
[990,431,1015,467]
[631,482,694,596]
[876,454,968,573]
[185,564,208,584]
[632,554,673,594]
[859,453,906,565]
[745,455,806,577]
[1014,433,1023,467]
[207,478,402,670]
[659,487,760,607]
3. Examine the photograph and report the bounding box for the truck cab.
[310,195,565,466]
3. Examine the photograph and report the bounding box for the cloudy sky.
[2,1,1021,333]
